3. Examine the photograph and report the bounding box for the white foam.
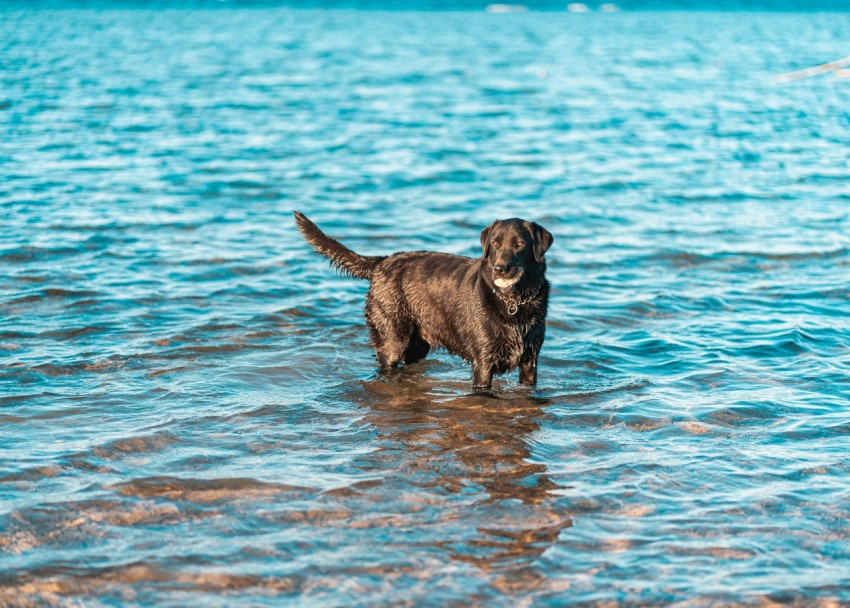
[486,4,528,12]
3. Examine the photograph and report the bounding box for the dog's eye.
[491,240,500,249]
[515,240,524,248]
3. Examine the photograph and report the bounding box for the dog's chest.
[490,320,529,370]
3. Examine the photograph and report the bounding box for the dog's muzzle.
[493,267,523,290]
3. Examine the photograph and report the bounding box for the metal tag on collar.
[494,288,520,316]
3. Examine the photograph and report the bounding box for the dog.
[294,211,552,390]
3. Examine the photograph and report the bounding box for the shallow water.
[2,5,850,606]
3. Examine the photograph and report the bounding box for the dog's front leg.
[519,324,544,386]
[518,353,538,386]
[472,360,494,390]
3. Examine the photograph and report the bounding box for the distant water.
[2,5,850,606]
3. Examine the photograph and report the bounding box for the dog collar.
[492,285,540,316]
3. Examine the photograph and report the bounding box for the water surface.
[2,6,850,606]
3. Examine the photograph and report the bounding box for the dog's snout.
[493,263,506,273]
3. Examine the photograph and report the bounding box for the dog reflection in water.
[353,374,572,584]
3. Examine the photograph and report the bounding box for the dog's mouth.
[493,268,524,290]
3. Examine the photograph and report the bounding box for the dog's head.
[480,218,553,291]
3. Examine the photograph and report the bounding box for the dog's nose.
[493,264,505,273]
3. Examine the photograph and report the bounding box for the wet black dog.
[294,211,552,390]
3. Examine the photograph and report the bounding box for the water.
[2,5,850,606]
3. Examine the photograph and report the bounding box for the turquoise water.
[2,5,850,606]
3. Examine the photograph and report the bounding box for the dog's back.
[367,250,485,362]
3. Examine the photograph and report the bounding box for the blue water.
[2,5,850,606]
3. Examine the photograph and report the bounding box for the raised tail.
[294,211,384,280]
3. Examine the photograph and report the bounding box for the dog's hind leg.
[365,296,410,371]
[369,328,404,370]
[472,360,495,391]
[368,325,405,370]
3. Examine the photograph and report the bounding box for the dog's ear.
[526,221,553,263]
[480,221,498,259]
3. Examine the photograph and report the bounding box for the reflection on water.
[3,4,850,606]
[356,376,570,572]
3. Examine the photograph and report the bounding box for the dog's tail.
[294,211,384,281]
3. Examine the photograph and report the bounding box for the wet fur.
[294,211,552,390]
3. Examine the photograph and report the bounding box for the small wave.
[108,476,312,503]
[0,465,66,483]
[91,431,181,461]
[633,249,713,268]
[0,289,101,314]
[0,246,81,263]
[720,247,849,263]
[38,325,113,341]
[541,377,651,403]
[5,361,100,381]
[700,403,784,427]
[0,330,34,340]
[0,563,297,605]
[728,327,827,359]
[0,499,186,555]
[385,169,478,189]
